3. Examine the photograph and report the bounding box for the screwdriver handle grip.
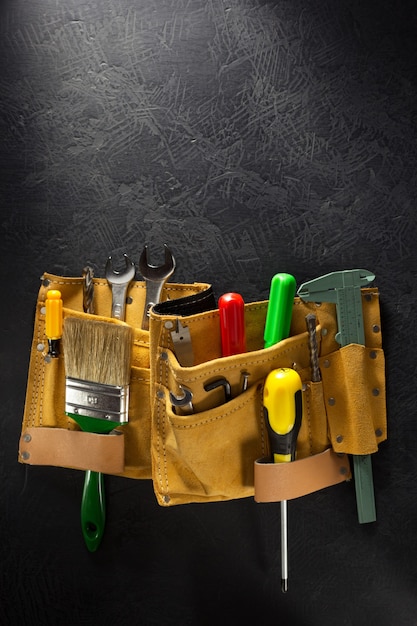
[219,293,246,356]
[264,274,296,349]
[263,368,303,463]
[45,290,63,340]
[45,290,63,358]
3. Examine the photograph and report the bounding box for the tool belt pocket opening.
[151,382,267,506]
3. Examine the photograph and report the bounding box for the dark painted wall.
[1,0,416,624]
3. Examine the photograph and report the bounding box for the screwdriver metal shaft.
[281,499,288,592]
[263,368,303,593]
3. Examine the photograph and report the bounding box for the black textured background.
[1,0,417,624]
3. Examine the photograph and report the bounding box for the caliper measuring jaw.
[297,269,377,524]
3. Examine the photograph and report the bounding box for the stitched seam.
[306,386,313,456]
[130,376,149,383]
[170,391,256,429]
[30,316,43,427]
[258,387,267,456]
[156,326,169,496]
[165,341,309,383]
[43,279,84,286]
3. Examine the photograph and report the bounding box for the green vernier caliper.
[297,269,377,524]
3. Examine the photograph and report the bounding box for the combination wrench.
[105,254,136,320]
[139,244,176,330]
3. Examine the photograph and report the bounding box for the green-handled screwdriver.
[263,368,303,592]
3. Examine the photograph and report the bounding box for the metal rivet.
[372,324,380,333]
[23,433,32,443]
[44,355,52,363]
[321,328,328,336]
[315,303,322,308]
[40,306,46,315]
[328,397,336,406]
[164,321,174,330]
[372,388,380,396]
[323,359,330,368]
[369,351,377,359]
[336,435,343,443]
[163,494,170,503]
[160,352,168,361]
[375,428,383,437]
[157,390,164,400]
[126,296,133,305]
[21,451,30,460]
[37,343,45,352]
[42,278,50,287]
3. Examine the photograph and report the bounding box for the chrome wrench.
[105,254,136,320]
[139,244,176,330]
[169,386,194,415]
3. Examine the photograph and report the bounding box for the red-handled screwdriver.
[218,293,246,357]
[263,367,303,592]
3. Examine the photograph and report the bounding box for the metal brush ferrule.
[65,377,129,424]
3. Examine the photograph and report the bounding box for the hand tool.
[70,258,133,551]
[297,269,376,524]
[240,371,250,393]
[169,319,194,367]
[169,386,194,414]
[79,265,105,552]
[218,292,246,356]
[105,254,136,320]
[264,274,296,348]
[45,289,63,359]
[204,378,232,404]
[305,314,321,383]
[82,266,95,314]
[139,244,176,330]
[263,367,303,593]
[63,317,133,552]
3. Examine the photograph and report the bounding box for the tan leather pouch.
[19,272,210,479]
[19,275,386,508]
[150,288,385,505]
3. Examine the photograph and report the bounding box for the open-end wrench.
[169,386,194,415]
[105,254,136,320]
[139,244,176,330]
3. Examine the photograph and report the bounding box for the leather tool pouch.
[19,273,386,508]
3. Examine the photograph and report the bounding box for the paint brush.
[63,317,132,551]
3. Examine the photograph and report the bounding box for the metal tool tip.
[281,579,288,593]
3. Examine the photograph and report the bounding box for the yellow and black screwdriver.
[263,367,303,593]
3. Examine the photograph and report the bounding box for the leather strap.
[153,286,216,316]
[19,427,125,474]
[254,448,351,502]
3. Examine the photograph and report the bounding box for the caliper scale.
[297,269,377,524]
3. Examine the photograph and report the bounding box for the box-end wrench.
[297,269,377,524]
[139,244,176,330]
[105,254,136,320]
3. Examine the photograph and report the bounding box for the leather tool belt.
[19,273,386,507]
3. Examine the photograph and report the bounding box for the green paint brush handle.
[81,470,105,552]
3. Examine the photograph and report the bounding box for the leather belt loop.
[254,449,351,503]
